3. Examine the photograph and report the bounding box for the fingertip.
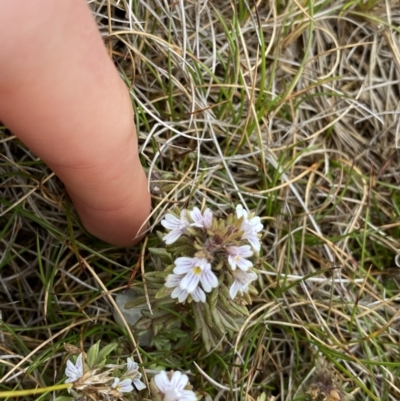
[70,175,151,247]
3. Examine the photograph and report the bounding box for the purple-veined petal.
[163,229,183,245]
[112,378,134,393]
[173,257,197,274]
[190,207,213,229]
[161,214,182,230]
[246,235,261,252]
[229,282,240,299]
[171,371,187,389]
[190,207,203,227]
[180,272,201,293]
[133,377,147,391]
[154,370,169,393]
[235,257,253,271]
[191,287,206,303]
[230,270,257,299]
[200,270,218,292]
[165,274,183,288]
[171,287,189,303]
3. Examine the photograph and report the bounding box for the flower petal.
[247,235,261,252]
[236,204,248,219]
[190,207,203,226]
[119,378,134,393]
[229,282,239,299]
[203,208,213,228]
[126,357,138,374]
[180,390,198,401]
[165,274,183,288]
[200,270,218,292]
[236,257,252,271]
[170,371,187,389]
[65,353,83,383]
[228,254,238,270]
[173,257,196,274]
[171,287,189,303]
[163,229,183,245]
[154,370,169,393]
[75,353,83,372]
[133,377,147,391]
[191,287,206,303]
[180,272,201,293]
[161,214,181,230]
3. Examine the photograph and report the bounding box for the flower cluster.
[65,352,197,401]
[65,353,145,400]
[161,204,262,303]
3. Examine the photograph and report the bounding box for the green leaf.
[216,307,239,332]
[86,341,100,369]
[202,301,214,328]
[135,317,152,330]
[53,397,74,401]
[211,308,228,337]
[155,286,171,299]
[193,303,220,352]
[148,247,173,263]
[125,295,148,309]
[208,287,219,311]
[153,336,171,351]
[96,342,119,365]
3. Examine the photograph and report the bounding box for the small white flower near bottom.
[125,357,147,390]
[65,353,84,383]
[154,370,197,401]
[112,377,134,393]
[229,269,258,299]
[227,245,253,271]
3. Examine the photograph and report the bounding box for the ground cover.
[1,1,400,400]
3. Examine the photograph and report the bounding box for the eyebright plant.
[127,204,263,351]
[0,342,199,401]
[56,342,198,401]
[59,342,146,401]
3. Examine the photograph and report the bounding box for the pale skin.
[0,1,151,246]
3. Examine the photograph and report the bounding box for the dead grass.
[1,0,400,400]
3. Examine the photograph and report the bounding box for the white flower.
[174,285,206,303]
[112,377,134,393]
[190,207,213,229]
[65,353,84,383]
[236,204,263,251]
[154,370,197,401]
[227,245,253,271]
[165,273,206,303]
[174,257,218,293]
[125,357,146,391]
[229,269,258,299]
[126,357,139,375]
[161,210,190,244]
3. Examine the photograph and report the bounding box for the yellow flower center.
[193,266,202,275]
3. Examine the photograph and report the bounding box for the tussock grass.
[1,0,400,400]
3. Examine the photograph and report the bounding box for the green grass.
[1,0,400,400]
